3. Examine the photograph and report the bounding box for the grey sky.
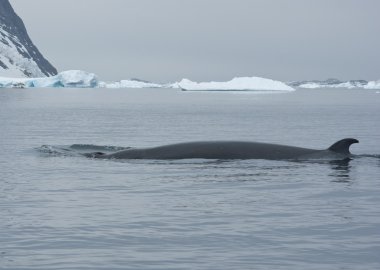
[11,0,380,82]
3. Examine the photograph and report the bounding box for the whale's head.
[328,138,359,155]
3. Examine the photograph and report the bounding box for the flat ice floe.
[289,79,380,89]
[172,77,295,91]
[101,79,163,89]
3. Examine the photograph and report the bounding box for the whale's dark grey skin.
[85,138,359,161]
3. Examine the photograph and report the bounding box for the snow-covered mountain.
[0,0,57,77]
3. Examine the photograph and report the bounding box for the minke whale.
[84,138,358,161]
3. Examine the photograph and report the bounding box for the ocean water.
[0,88,379,270]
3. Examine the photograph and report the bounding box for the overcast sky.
[11,0,380,82]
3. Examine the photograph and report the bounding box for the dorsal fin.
[328,138,359,154]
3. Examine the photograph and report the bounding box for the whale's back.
[136,141,316,160]
[88,138,358,160]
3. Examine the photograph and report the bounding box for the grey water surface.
[0,88,379,270]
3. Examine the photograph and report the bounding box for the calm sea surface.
[0,88,379,270]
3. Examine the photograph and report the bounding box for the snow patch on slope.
[0,28,46,77]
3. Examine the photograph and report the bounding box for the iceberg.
[364,80,380,89]
[56,70,98,88]
[172,77,295,91]
[0,70,98,88]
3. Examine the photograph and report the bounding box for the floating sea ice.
[294,79,379,89]
[171,77,295,91]
[103,79,163,88]
[0,70,98,88]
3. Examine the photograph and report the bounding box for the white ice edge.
[0,71,295,91]
[1,70,379,90]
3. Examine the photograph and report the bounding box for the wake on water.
[36,144,131,158]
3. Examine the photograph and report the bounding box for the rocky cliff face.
[0,0,57,77]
